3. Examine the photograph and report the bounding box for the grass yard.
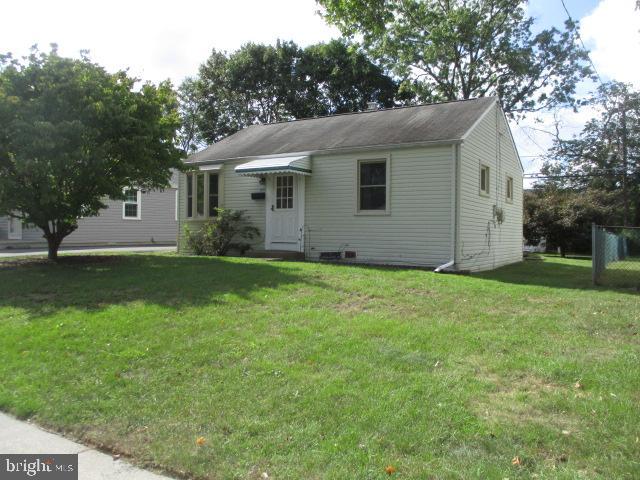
[0,254,638,479]
[599,256,640,290]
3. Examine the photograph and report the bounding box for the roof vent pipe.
[366,101,378,111]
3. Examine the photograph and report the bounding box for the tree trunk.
[46,234,62,261]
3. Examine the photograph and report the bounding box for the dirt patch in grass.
[473,371,579,432]
[334,292,378,314]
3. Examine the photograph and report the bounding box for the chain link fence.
[592,224,640,289]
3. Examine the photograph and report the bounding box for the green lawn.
[0,254,638,479]
[599,256,640,290]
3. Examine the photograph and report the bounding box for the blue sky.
[528,0,600,29]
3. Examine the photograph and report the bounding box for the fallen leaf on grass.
[195,436,206,446]
[574,381,583,389]
[511,456,521,466]
[385,465,397,475]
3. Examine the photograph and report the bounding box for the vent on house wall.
[319,251,342,260]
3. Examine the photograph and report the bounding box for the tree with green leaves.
[176,77,205,154]
[0,47,183,260]
[524,187,614,256]
[191,39,398,144]
[542,82,640,226]
[317,0,592,116]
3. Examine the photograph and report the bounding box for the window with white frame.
[208,174,219,216]
[186,172,220,218]
[506,176,513,202]
[196,173,205,216]
[186,173,193,218]
[123,189,141,219]
[358,158,389,212]
[480,164,490,196]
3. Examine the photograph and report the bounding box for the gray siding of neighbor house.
[457,102,523,272]
[1,188,178,246]
[305,146,454,266]
[177,159,266,253]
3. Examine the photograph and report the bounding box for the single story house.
[0,175,178,249]
[178,97,523,272]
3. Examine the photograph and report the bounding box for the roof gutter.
[186,138,463,165]
[436,143,460,273]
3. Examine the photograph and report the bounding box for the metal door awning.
[235,156,311,176]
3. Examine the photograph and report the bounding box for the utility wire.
[560,0,605,86]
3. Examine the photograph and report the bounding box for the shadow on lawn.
[476,255,639,294]
[0,254,323,317]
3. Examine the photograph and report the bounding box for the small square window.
[124,203,138,218]
[480,165,490,195]
[506,176,513,202]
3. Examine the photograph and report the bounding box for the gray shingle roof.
[187,97,496,163]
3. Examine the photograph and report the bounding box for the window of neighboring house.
[358,158,389,212]
[208,174,219,216]
[480,164,490,196]
[506,176,514,202]
[175,190,178,221]
[186,173,193,218]
[196,173,205,216]
[123,188,141,219]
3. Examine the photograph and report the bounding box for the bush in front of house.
[184,208,260,256]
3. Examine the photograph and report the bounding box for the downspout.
[436,144,459,273]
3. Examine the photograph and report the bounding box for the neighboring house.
[178,97,523,272]
[0,175,179,249]
[524,238,547,253]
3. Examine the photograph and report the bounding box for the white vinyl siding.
[305,146,453,267]
[457,102,523,272]
[4,188,178,246]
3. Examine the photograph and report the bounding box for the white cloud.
[581,0,640,86]
[0,0,339,86]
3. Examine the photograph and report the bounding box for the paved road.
[0,245,175,258]
[0,412,175,479]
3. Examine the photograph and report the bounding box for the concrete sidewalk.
[0,413,175,479]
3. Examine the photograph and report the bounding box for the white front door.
[266,175,302,250]
[7,217,22,240]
